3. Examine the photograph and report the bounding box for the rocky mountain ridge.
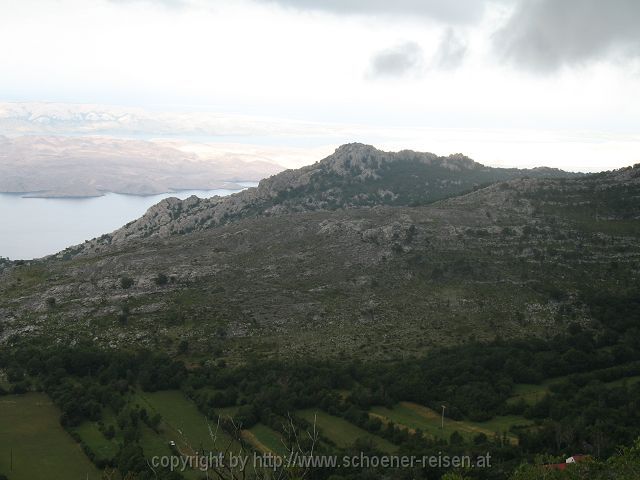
[74,143,578,254]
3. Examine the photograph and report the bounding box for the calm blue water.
[0,184,257,260]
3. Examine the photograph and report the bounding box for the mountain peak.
[332,142,379,155]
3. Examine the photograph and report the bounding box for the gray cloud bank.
[369,42,424,78]
[108,0,187,7]
[496,0,640,71]
[256,0,640,73]
[106,0,640,74]
[255,0,492,24]
[433,28,468,70]
[369,31,467,79]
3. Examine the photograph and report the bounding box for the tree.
[450,431,464,445]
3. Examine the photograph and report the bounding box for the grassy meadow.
[134,390,242,456]
[72,420,118,462]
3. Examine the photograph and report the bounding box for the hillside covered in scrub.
[0,145,638,362]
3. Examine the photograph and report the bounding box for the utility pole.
[441,405,446,430]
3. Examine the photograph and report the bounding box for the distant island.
[0,135,284,198]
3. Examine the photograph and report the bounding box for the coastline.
[2,181,257,199]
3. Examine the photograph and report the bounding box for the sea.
[0,183,257,260]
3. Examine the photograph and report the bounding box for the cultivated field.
[298,409,398,453]
[0,393,101,480]
[370,402,528,444]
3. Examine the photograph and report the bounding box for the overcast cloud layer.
[0,0,638,172]
[253,0,496,23]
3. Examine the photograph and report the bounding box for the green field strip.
[298,409,398,453]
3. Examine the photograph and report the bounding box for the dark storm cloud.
[369,42,424,78]
[255,0,492,24]
[496,0,640,72]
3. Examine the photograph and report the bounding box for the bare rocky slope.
[0,145,638,364]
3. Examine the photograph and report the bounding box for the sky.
[0,0,639,171]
